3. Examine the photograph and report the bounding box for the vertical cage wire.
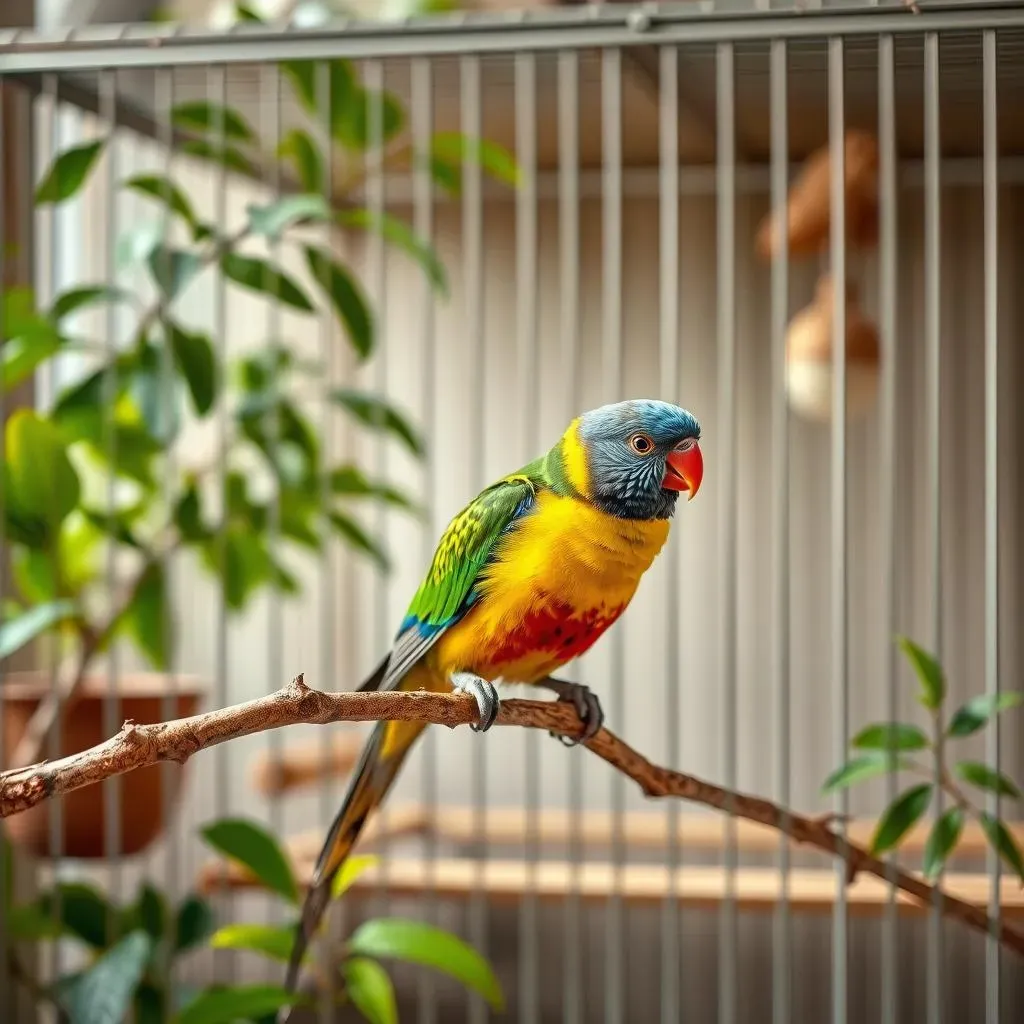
[715,38,738,1024]
[981,27,1001,1024]
[410,51,440,1024]
[557,45,584,1024]
[922,29,944,1024]
[514,47,541,1024]
[460,50,486,1024]
[768,35,792,1024]
[657,40,681,1024]
[601,43,625,1024]
[827,34,849,1024]
[98,68,124,928]
[877,27,900,1024]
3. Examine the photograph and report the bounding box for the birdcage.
[1,2,1023,1022]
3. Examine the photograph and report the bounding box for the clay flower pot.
[2,672,204,859]
[785,272,880,423]
[756,129,880,261]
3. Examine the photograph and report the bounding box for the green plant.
[822,634,1024,883]
[0,0,519,762]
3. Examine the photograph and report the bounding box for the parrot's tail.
[279,658,429,1020]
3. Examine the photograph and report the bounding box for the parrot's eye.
[628,433,654,456]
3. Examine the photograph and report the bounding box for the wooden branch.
[1,674,1022,958]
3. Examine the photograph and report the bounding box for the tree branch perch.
[1,674,1022,957]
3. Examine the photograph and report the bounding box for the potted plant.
[0,0,518,859]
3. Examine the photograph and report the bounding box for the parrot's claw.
[451,672,500,732]
[539,677,604,746]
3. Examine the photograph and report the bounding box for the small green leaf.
[35,140,105,204]
[59,930,152,1024]
[922,807,964,882]
[247,193,332,240]
[123,562,169,670]
[896,634,946,710]
[166,320,218,415]
[851,722,930,752]
[199,818,298,904]
[277,129,324,193]
[51,285,133,322]
[8,902,68,941]
[174,895,214,953]
[337,208,448,295]
[281,58,356,135]
[979,812,1024,886]
[947,692,1024,738]
[870,783,933,855]
[304,246,373,357]
[37,882,115,949]
[172,101,254,141]
[348,918,504,1011]
[125,175,200,234]
[429,132,520,190]
[2,320,65,390]
[116,222,164,269]
[820,752,903,795]
[210,923,295,963]
[174,480,207,543]
[329,465,418,513]
[147,247,202,300]
[222,252,315,312]
[5,409,82,532]
[328,511,389,570]
[955,761,1022,800]
[343,957,397,1024]
[331,854,380,899]
[135,883,168,941]
[134,983,167,1024]
[175,984,301,1024]
[0,599,78,660]
[336,89,404,151]
[181,139,256,177]
[200,526,274,611]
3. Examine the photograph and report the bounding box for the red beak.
[662,442,703,501]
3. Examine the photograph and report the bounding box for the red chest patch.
[486,600,626,667]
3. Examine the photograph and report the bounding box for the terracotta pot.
[2,672,204,859]
[785,272,881,423]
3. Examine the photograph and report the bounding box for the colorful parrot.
[279,398,703,1010]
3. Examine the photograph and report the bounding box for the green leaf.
[922,807,964,882]
[947,692,1024,739]
[337,208,448,295]
[174,895,214,953]
[134,983,167,1024]
[428,133,520,193]
[247,194,331,240]
[174,480,207,543]
[336,89,404,151]
[8,902,68,941]
[5,409,81,532]
[820,752,904,795]
[328,510,389,571]
[12,546,57,603]
[870,783,933,855]
[222,252,315,312]
[181,139,256,177]
[979,812,1024,885]
[343,957,397,1024]
[896,634,946,710]
[304,246,373,357]
[124,175,200,234]
[59,930,152,1024]
[851,722,930,752]
[147,246,202,300]
[348,918,504,1011]
[199,818,298,904]
[277,129,324,193]
[37,882,115,949]
[175,984,300,1024]
[209,923,295,963]
[165,320,218,415]
[331,854,380,899]
[51,285,132,323]
[955,761,1022,800]
[200,525,274,611]
[0,600,78,660]
[35,140,105,204]
[328,389,424,457]
[123,562,169,670]
[172,101,254,142]
[329,465,418,513]
[135,883,168,941]
[281,58,356,135]
[2,319,65,390]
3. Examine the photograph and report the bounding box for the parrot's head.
[568,399,703,520]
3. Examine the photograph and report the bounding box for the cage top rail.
[1,1,1024,73]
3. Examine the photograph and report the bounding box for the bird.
[279,398,703,1013]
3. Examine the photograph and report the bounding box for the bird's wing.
[378,472,538,690]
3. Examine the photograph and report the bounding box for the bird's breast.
[428,491,671,683]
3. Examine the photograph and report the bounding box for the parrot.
[279,398,703,1013]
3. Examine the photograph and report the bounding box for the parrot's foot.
[539,677,604,746]
[451,672,501,732]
